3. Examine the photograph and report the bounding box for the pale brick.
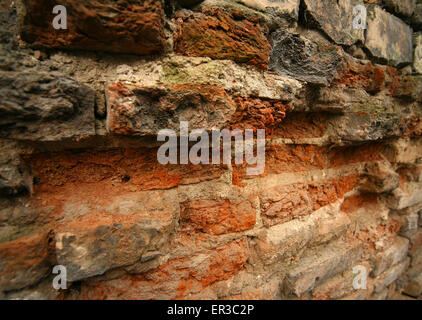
[386,182,422,210]
[372,236,409,276]
[408,229,422,256]
[302,0,365,46]
[399,213,420,238]
[0,231,51,292]
[403,273,422,297]
[17,0,166,55]
[383,139,422,164]
[312,261,373,300]
[55,189,179,282]
[374,258,410,293]
[261,202,351,263]
[283,241,362,297]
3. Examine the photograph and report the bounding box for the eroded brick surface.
[174,9,270,70]
[18,0,166,55]
[1,0,421,300]
[181,199,256,235]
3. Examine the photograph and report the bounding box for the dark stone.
[0,140,32,196]
[302,0,365,46]
[177,0,204,7]
[0,72,95,141]
[106,82,236,136]
[383,0,416,18]
[269,30,344,85]
[412,3,422,31]
[365,5,413,66]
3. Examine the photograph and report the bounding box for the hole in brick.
[122,175,131,183]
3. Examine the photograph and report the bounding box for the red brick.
[18,0,166,55]
[0,230,52,291]
[273,113,331,139]
[181,199,256,235]
[260,174,359,227]
[174,9,270,70]
[340,194,379,214]
[229,97,292,133]
[72,239,248,299]
[264,144,327,174]
[26,148,226,193]
[25,149,226,226]
[334,60,420,100]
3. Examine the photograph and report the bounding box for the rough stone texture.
[235,0,300,21]
[365,6,413,66]
[311,261,373,300]
[397,208,420,238]
[283,241,362,297]
[414,33,422,74]
[302,0,365,46]
[72,239,249,299]
[52,186,179,282]
[1,0,421,301]
[373,258,410,293]
[259,201,352,264]
[158,56,302,101]
[386,182,422,210]
[0,140,32,196]
[0,195,39,244]
[181,199,256,235]
[17,0,166,55]
[195,0,280,29]
[413,3,422,30]
[55,209,175,282]
[383,139,422,164]
[371,236,409,276]
[2,275,62,300]
[360,161,400,193]
[403,272,422,297]
[259,175,359,227]
[105,82,236,135]
[269,30,344,85]
[408,229,422,256]
[0,230,52,292]
[383,0,416,18]
[329,111,402,143]
[174,9,270,69]
[0,71,95,141]
[331,58,422,99]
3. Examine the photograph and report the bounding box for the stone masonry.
[0,0,421,300]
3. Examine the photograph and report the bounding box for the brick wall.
[0,0,421,300]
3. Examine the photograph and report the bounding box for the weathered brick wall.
[0,0,421,300]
